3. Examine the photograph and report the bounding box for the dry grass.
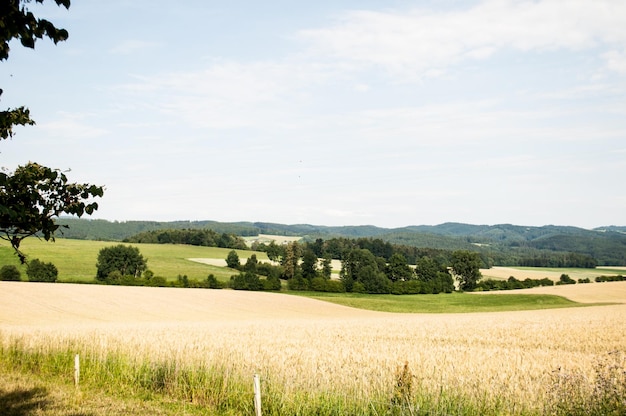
[481,266,626,281]
[243,234,302,247]
[1,282,626,414]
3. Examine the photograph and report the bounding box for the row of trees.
[124,229,247,250]
[477,276,555,291]
[227,242,483,294]
[518,252,597,268]
[86,240,485,294]
[253,237,459,267]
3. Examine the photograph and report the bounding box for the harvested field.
[480,266,626,281]
[1,282,625,414]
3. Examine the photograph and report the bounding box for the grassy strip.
[296,292,602,313]
[0,340,525,416]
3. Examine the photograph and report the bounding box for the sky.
[1,0,625,229]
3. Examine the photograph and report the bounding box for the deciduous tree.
[450,250,482,291]
[96,245,147,281]
[226,250,240,269]
[1,163,103,263]
[1,0,103,263]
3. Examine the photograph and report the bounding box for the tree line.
[229,240,483,294]
[124,229,247,250]
[75,241,482,294]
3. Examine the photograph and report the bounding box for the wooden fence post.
[74,354,80,387]
[253,374,262,416]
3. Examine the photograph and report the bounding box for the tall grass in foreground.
[0,337,507,415]
[1,333,625,415]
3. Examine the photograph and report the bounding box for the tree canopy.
[450,250,482,291]
[0,163,103,263]
[95,245,147,281]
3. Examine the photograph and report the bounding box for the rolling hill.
[55,218,626,266]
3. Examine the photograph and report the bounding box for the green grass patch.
[297,291,596,313]
[0,238,267,283]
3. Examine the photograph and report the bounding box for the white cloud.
[114,59,337,130]
[603,49,626,73]
[298,0,626,79]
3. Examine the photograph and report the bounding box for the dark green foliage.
[320,254,332,279]
[519,252,597,268]
[595,274,625,282]
[0,163,104,263]
[0,264,21,281]
[390,280,423,295]
[358,265,390,294]
[263,275,281,291]
[300,248,318,281]
[556,274,576,285]
[177,274,190,288]
[339,248,400,293]
[450,250,482,291]
[26,258,58,282]
[0,0,70,62]
[287,275,309,291]
[146,275,167,287]
[96,245,147,281]
[310,277,327,292]
[205,274,223,289]
[230,271,262,291]
[414,256,454,293]
[225,250,240,269]
[385,253,414,282]
[243,254,258,273]
[125,228,247,249]
[324,279,346,292]
[477,277,554,291]
[255,240,284,262]
[256,262,283,280]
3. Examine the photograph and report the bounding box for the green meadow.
[0,238,268,282]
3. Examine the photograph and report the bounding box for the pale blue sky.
[1,0,625,228]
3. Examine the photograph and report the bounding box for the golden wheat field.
[1,281,626,413]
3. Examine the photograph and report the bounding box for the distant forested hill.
[55,218,626,266]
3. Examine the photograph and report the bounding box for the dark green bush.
[0,265,21,281]
[26,259,58,282]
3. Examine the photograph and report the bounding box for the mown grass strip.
[297,291,605,313]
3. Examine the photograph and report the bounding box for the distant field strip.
[480,266,626,281]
